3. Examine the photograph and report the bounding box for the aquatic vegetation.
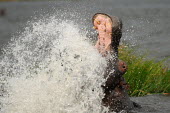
[119,45,170,96]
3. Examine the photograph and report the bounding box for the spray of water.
[0,15,113,113]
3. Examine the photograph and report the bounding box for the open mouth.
[93,13,113,56]
[92,13,122,57]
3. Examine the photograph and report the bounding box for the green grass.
[119,45,170,96]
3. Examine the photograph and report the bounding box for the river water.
[0,0,170,113]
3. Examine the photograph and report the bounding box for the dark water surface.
[0,0,170,113]
[0,0,170,60]
[131,94,170,113]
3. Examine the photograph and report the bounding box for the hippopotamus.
[92,13,140,112]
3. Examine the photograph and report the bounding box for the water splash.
[0,15,113,113]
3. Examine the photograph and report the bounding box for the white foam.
[0,16,112,113]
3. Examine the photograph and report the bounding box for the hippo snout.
[117,60,127,74]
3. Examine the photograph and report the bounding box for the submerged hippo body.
[102,59,134,112]
[92,13,137,112]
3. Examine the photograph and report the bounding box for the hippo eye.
[122,66,126,68]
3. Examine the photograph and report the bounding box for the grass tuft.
[119,45,170,96]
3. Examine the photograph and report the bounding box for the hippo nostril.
[122,66,126,69]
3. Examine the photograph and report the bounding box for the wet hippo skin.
[92,13,138,112]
